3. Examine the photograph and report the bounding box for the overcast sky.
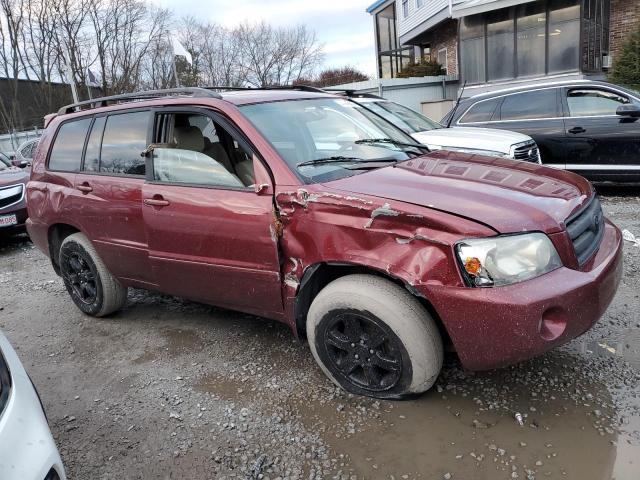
[150,0,377,76]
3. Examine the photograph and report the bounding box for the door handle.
[568,126,586,134]
[77,183,93,193]
[144,197,170,207]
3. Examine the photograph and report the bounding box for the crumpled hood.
[0,167,29,187]
[322,150,593,234]
[412,126,533,155]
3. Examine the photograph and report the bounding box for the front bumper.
[0,333,66,480]
[0,202,28,236]
[426,220,623,370]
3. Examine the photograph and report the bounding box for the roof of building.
[451,0,536,18]
[366,0,393,14]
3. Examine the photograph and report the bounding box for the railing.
[0,128,41,155]
[328,75,460,113]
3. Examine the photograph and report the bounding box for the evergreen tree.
[610,25,640,90]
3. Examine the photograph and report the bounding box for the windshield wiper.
[354,138,429,152]
[297,156,364,167]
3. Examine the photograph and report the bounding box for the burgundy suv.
[26,87,622,399]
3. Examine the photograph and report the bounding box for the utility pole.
[168,30,181,88]
[61,43,79,103]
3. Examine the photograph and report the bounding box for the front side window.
[48,117,92,172]
[241,98,426,184]
[459,98,500,123]
[361,100,441,133]
[100,111,149,176]
[500,89,558,120]
[567,89,630,117]
[151,112,254,189]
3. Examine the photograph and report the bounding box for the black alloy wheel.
[62,251,98,305]
[319,310,407,392]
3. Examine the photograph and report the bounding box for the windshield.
[356,99,442,133]
[240,98,427,183]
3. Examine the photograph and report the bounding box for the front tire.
[306,274,443,399]
[59,233,127,317]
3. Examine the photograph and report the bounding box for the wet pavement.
[0,189,639,479]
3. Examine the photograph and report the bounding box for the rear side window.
[459,98,500,123]
[500,89,558,120]
[48,118,92,171]
[99,111,149,175]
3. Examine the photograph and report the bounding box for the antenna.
[446,80,467,128]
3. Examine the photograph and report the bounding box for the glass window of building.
[459,0,588,85]
[516,2,546,77]
[548,0,580,73]
[486,8,515,81]
[460,15,486,85]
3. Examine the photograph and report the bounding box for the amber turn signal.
[464,257,482,276]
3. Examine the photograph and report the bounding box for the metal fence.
[0,128,42,155]
[329,75,460,114]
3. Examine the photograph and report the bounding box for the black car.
[442,80,640,183]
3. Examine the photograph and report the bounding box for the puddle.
[572,329,640,369]
[276,353,640,480]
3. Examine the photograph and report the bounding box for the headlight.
[444,147,510,158]
[0,350,11,416]
[456,233,562,287]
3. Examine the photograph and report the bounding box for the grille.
[566,196,605,266]
[0,184,24,210]
[512,141,540,163]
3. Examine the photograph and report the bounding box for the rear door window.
[99,111,149,175]
[48,118,92,171]
[500,89,558,120]
[83,116,106,172]
[459,98,500,123]
[566,89,630,116]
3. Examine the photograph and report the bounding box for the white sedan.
[0,330,66,480]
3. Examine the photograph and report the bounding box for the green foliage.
[609,24,640,90]
[396,59,445,78]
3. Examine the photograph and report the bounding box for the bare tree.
[0,1,325,133]
[235,21,323,87]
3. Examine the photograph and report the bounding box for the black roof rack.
[323,88,383,99]
[57,87,222,115]
[204,85,327,94]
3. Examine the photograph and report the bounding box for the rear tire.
[59,233,127,317]
[306,274,443,399]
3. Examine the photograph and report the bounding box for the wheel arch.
[293,262,451,347]
[47,223,81,275]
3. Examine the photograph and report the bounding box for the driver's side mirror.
[19,160,29,168]
[616,104,640,117]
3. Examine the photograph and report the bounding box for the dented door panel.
[142,183,284,318]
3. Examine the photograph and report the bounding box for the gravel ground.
[1,188,639,480]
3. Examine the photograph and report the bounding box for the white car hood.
[412,126,533,155]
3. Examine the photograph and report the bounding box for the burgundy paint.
[26,91,623,371]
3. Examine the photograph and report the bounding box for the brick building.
[367,0,639,93]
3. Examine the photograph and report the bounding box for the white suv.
[350,95,541,164]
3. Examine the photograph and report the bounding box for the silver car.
[0,330,66,480]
